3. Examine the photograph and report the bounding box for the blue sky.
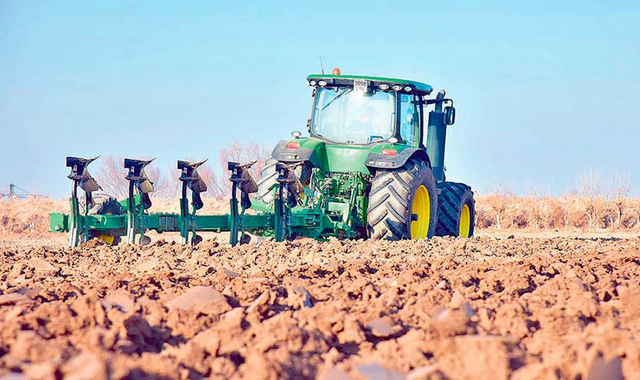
[1,1,639,198]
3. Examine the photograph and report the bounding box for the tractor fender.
[270,139,323,167]
[365,148,432,171]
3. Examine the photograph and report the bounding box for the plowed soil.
[1,235,639,380]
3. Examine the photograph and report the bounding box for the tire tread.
[435,182,475,237]
[367,157,437,240]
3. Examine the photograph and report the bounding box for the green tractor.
[50,70,475,247]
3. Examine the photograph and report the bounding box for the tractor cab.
[305,72,456,182]
[307,73,452,145]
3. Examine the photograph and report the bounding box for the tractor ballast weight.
[50,71,475,246]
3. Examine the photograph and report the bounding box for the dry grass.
[477,194,640,231]
[0,198,67,235]
[3,194,639,236]
[0,197,230,235]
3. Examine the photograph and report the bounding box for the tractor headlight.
[378,84,390,90]
[309,80,317,86]
[404,86,412,92]
[392,85,402,91]
[318,80,327,87]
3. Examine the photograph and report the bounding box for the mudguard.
[365,148,431,170]
[271,139,323,168]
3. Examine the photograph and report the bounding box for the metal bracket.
[178,159,208,245]
[228,161,258,246]
[124,158,154,244]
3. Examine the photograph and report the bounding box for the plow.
[50,70,476,247]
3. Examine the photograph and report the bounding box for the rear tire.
[435,182,475,237]
[256,158,279,204]
[367,157,438,240]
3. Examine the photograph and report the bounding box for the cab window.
[399,94,419,146]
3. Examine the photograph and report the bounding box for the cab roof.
[306,74,433,95]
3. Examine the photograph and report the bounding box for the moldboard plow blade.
[59,156,103,247]
[177,159,209,244]
[124,158,155,244]
[66,156,101,209]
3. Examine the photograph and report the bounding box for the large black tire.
[255,158,311,206]
[256,158,278,204]
[367,157,438,240]
[435,182,475,237]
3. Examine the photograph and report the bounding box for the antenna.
[319,56,325,74]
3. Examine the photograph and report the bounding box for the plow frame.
[50,157,369,247]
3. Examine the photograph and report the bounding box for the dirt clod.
[0,235,639,379]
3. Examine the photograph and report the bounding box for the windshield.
[311,87,396,144]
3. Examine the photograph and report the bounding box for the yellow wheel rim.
[96,211,116,245]
[98,234,115,245]
[459,204,471,238]
[410,185,430,240]
[98,212,116,245]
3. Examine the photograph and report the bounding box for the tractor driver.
[345,106,382,144]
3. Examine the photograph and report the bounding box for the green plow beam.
[50,156,367,247]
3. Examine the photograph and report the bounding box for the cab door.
[398,93,421,147]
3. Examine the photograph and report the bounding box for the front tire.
[435,182,475,237]
[367,158,438,240]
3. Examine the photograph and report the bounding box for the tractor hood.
[271,137,427,175]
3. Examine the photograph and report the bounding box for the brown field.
[1,197,639,379]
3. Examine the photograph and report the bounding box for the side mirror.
[443,106,456,125]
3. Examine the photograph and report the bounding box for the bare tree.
[547,196,569,229]
[608,172,631,229]
[92,143,270,201]
[146,164,177,199]
[198,163,226,199]
[95,155,128,198]
[217,142,271,196]
[483,194,507,229]
[480,184,514,229]
[95,155,171,199]
[525,188,546,229]
[578,169,605,228]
